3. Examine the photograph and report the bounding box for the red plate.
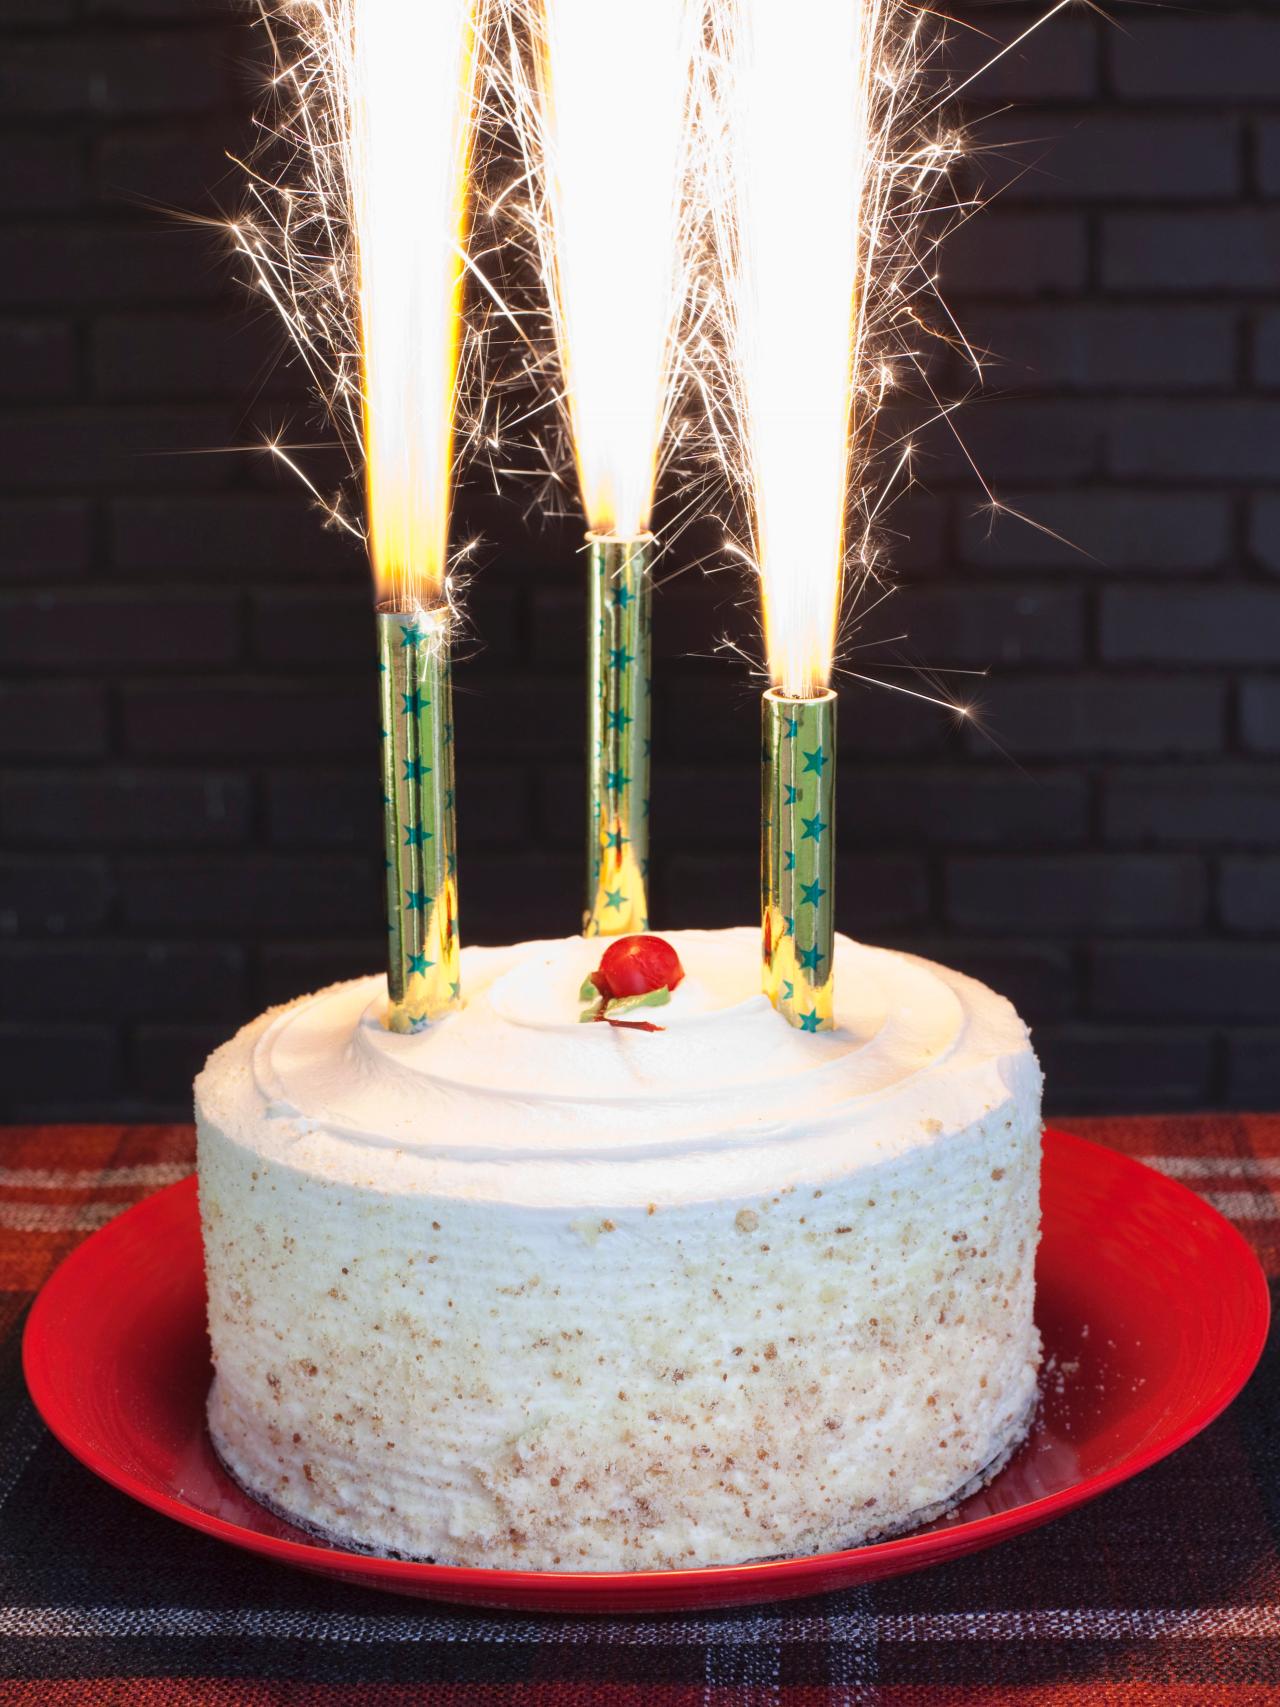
[22,1128,1269,1613]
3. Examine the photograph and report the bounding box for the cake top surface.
[198,928,1039,1207]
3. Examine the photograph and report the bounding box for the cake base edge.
[207,1382,1041,1574]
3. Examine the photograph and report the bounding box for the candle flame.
[232,0,482,609]
[517,0,698,538]
[697,0,975,704]
[715,0,888,698]
[350,0,480,606]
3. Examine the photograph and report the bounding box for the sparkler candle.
[711,0,891,1029]
[517,0,695,934]
[355,0,478,1027]
[235,0,481,1027]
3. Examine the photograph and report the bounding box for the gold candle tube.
[762,688,836,1031]
[584,532,652,936]
[377,605,461,1031]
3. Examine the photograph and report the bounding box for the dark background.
[1,0,1277,1120]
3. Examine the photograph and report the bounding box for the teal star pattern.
[585,539,651,935]
[450,980,461,1002]
[762,694,835,1034]
[379,609,466,1023]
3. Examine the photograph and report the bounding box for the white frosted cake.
[196,927,1042,1571]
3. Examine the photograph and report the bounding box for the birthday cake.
[196,926,1042,1570]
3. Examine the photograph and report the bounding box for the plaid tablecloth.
[1,1114,1277,1704]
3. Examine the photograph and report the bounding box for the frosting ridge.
[206,927,1041,1207]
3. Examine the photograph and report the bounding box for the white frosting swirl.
[231,928,1038,1208]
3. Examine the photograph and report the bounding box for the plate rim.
[21,1126,1272,1607]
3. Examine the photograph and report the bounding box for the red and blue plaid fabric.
[2,1115,1277,1705]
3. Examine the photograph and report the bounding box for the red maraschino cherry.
[591,934,685,1001]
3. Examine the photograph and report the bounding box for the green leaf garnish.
[601,985,672,1018]
[578,983,673,1023]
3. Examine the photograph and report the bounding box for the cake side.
[200,1090,1040,1568]
[197,929,1042,1571]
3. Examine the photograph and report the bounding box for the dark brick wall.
[1,1,1277,1119]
